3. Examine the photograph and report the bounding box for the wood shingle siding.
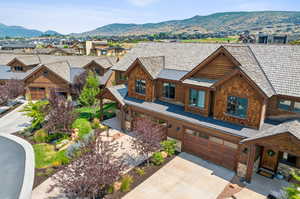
[127,62,155,101]
[192,53,236,80]
[213,74,265,129]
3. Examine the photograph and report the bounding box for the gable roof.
[242,120,300,142]
[114,42,300,98]
[137,56,165,79]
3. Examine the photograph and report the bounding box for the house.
[0,54,117,100]
[100,42,300,182]
[86,40,109,56]
[257,34,288,44]
[0,43,36,51]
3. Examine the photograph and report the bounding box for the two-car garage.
[183,128,238,170]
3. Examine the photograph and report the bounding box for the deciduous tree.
[45,90,76,134]
[53,130,127,198]
[78,71,100,107]
[130,117,165,166]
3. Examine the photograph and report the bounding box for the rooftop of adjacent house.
[0,54,117,68]
[112,42,300,98]
[0,65,25,80]
[105,84,278,138]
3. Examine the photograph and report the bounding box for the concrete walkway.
[0,102,31,134]
[124,152,235,199]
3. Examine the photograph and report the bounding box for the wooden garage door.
[30,87,46,100]
[183,129,238,170]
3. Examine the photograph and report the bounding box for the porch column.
[245,144,256,182]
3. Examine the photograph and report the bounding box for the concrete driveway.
[123,152,235,199]
[0,102,31,134]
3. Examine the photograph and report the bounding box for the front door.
[261,147,279,171]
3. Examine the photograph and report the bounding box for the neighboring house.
[0,43,36,50]
[257,34,288,44]
[100,42,300,182]
[0,54,117,100]
[32,48,78,56]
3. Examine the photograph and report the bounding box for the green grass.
[33,143,70,169]
[75,103,117,120]
[181,37,239,43]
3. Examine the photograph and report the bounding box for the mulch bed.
[105,152,179,199]
[0,103,22,118]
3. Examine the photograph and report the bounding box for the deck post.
[245,144,256,182]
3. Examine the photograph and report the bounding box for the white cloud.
[127,0,159,7]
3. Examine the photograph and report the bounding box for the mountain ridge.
[74,11,300,36]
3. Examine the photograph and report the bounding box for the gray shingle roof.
[137,56,165,79]
[45,61,71,82]
[157,69,188,80]
[250,45,300,97]
[113,42,300,98]
[0,65,25,80]
[183,78,218,88]
[242,120,300,142]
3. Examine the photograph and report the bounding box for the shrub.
[120,175,133,192]
[151,152,165,166]
[34,129,48,143]
[47,132,69,143]
[160,140,177,156]
[135,168,145,176]
[91,118,100,129]
[71,118,92,138]
[107,185,114,194]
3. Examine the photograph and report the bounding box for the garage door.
[29,87,46,100]
[183,129,238,170]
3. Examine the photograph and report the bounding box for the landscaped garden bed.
[105,151,179,199]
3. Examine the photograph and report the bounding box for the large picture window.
[163,82,175,99]
[189,88,205,108]
[226,96,248,118]
[135,79,146,94]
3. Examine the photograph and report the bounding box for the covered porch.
[242,120,300,183]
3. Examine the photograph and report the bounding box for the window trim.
[135,79,146,95]
[226,95,248,119]
[188,88,206,109]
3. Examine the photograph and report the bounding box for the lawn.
[75,102,117,120]
[33,143,69,169]
[181,37,239,43]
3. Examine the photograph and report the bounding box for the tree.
[0,79,24,104]
[71,71,88,99]
[6,79,24,99]
[53,130,127,198]
[20,100,48,131]
[78,71,100,107]
[44,90,76,134]
[130,117,165,166]
[285,171,300,199]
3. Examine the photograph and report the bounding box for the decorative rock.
[161,151,168,158]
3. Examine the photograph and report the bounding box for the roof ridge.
[247,45,277,95]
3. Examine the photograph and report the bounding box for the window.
[278,99,300,113]
[135,80,146,94]
[278,99,292,111]
[163,82,175,99]
[281,152,298,167]
[226,96,248,118]
[189,89,205,108]
[14,66,23,71]
[117,72,127,81]
[294,102,300,113]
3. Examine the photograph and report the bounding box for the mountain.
[0,23,62,38]
[76,11,300,36]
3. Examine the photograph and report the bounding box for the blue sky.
[0,0,299,34]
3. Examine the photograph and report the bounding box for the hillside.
[76,11,300,36]
[0,23,61,38]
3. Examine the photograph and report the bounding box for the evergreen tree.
[78,71,100,107]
